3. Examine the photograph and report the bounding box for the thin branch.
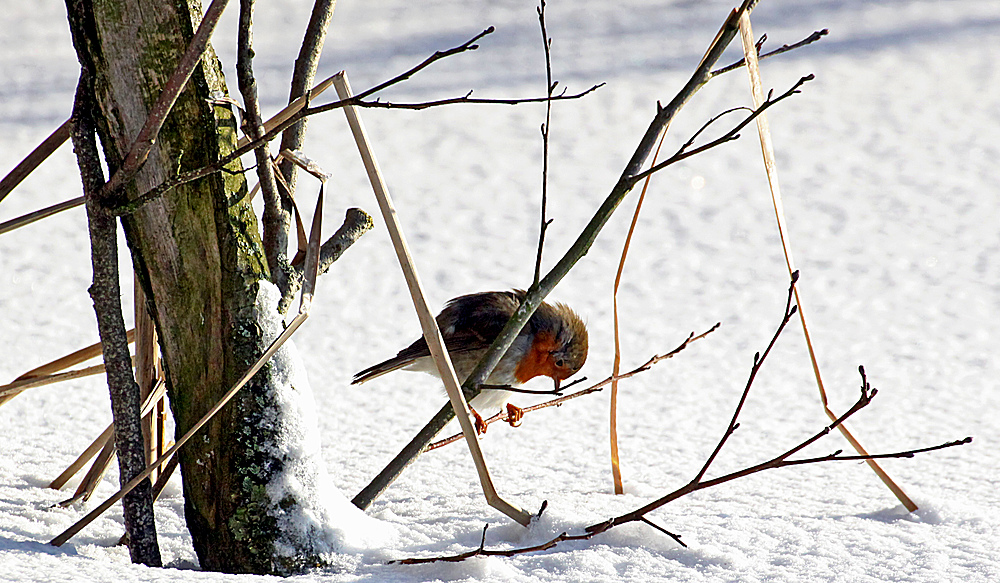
[533,0,555,286]
[237,0,290,294]
[693,272,799,484]
[671,106,753,159]
[710,29,828,77]
[479,381,573,396]
[390,525,590,564]
[426,323,719,450]
[347,87,602,111]
[782,437,973,466]
[277,0,337,194]
[639,516,686,547]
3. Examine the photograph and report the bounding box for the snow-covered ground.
[2,0,998,581]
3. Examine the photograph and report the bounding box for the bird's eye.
[555,358,566,368]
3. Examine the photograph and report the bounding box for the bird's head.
[515,300,588,390]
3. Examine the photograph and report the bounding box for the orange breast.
[514,332,558,384]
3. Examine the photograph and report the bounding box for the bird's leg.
[470,406,488,434]
[505,403,524,428]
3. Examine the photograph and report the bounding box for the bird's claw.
[471,407,488,434]
[505,403,524,428]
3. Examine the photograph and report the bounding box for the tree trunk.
[65,0,339,573]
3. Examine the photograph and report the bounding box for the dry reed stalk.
[235,74,337,150]
[49,423,115,490]
[134,275,162,483]
[50,380,167,498]
[19,329,137,380]
[61,435,117,506]
[0,329,137,407]
[334,72,533,527]
[151,451,179,502]
[0,196,84,236]
[737,13,917,511]
[276,149,323,264]
[0,119,71,203]
[609,124,670,495]
[1,363,110,401]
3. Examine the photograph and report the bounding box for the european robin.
[352,290,588,432]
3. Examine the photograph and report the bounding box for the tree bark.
[65,0,338,573]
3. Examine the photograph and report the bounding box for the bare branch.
[347,86,602,111]
[426,323,719,450]
[277,0,337,194]
[390,525,590,565]
[393,276,971,564]
[237,0,291,294]
[710,29,829,77]
[692,272,799,484]
[672,106,753,158]
[534,0,555,286]
[639,517,686,547]
[629,74,814,186]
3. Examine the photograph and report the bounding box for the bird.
[352,290,588,433]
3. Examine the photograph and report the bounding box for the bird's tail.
[351,357,412,385]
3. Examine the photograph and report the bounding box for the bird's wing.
[352,290,522,384]
[435,289,522,351]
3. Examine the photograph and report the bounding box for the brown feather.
[351,290,587,389]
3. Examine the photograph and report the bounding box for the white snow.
[1,0,998,582]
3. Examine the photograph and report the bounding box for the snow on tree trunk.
[244,283,394,570]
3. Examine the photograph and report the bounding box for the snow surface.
[1,0,998,581]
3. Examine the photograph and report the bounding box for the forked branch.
[392,274,972,564]
[628,74,814,186]
[710,28,829,77]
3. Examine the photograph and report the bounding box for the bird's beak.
[553,377,561,392]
